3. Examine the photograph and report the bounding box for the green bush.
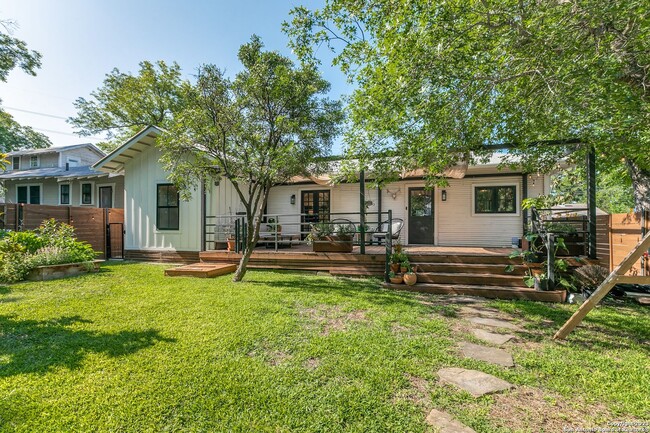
[0,219,98,283]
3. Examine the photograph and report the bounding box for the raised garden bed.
[27,260,103,282]
[312,236,353,253]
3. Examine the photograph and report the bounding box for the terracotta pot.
[390,263,400,273]
[227,238,236,252]
[389,276,403,284]
[403,273,417,286]
[400,266,408,274]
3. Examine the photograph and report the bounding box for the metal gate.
[107,222,124,259]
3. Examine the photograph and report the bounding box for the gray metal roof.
[7,143,105,157]
[0,165,117,181]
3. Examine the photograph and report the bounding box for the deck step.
[384,282,566,303]
[413,262,531,275]
[415,272,527,287]
[165,263,237,278]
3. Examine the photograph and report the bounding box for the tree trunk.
[626,158,650,212]
[232,217,261,282]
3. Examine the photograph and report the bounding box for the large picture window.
[474,186,516,214]
[157,184,179,230]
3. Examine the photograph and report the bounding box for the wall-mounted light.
[441,190,447,201]
[290,194,296,205]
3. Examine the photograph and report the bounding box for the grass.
[0,262,648,432]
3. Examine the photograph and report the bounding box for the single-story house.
[93,126,553,261]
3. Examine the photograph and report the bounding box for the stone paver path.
[471,329,515,345]
[425,409,477,433]
[459,342,515,367]
[438,367,514,397]
[467,316,523,332]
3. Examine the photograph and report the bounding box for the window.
[474,186,516,214]
[12,157,20,170]
[81,183,93,204]
[17,185,41,204]
[157,184,179,230]
[67,157,80,168]
[60,184,70,205]
[30,156,39,168]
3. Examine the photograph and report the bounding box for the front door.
[99,186,113,208]
[301,190,330,238]
[408,187,434,244]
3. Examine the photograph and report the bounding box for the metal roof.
[7,143,105,157]
[0,165,117,181]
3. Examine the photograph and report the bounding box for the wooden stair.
[165,263,237,278]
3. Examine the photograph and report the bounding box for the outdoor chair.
[329,218,357,233]
[370,218,404,245]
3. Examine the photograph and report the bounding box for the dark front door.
[99,186,113,208]
[408,187,434,244]
[301,190,330,238]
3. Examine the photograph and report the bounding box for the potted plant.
[389,271,403,284]
[266,217,282,234]
[389,251,407,273]
[224,225,236,252]
[403,263,417,286]
[400,259,409,274]
[307,222,354,253]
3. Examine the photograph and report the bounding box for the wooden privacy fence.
[596,211,650,276]
[1,204,124,260]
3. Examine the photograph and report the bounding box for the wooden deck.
[165,263,237,278]
[194,245,572,303]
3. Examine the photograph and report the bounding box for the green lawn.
[1,262,648,432]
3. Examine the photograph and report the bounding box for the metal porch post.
[359,169,366,255]
[522,173,528,240]
[587,146,597,259]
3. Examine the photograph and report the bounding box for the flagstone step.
[438,367,515,398]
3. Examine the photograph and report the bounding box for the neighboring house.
[0,144,124,208]
[93,126,552,261]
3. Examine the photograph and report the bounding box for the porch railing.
[204,210,395,282]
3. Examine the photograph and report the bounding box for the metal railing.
[529,206,591,290]
[204,211,395,281]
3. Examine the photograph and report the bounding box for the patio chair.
[329,218,357,233]
[370,218,404,245]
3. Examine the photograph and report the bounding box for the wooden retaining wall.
[2,204,124,259]
[596,211,649,275]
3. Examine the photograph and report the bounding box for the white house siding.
[124,145,201,252]
[265,172,547,247]
[59,148,103,167]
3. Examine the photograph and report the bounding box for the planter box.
[27,260,103,282]
[312,236,353,253]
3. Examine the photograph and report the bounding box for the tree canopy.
[0,19,51,152]
[69,60,189,151]
[285,0,650,209]
[158,36,343,281]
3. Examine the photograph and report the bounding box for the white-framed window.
[16,184,42,204]
[80,182,94,205]
[59,183,71,205]
[12,156,20,170]
[29,155,39,168]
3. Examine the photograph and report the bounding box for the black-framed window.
[17,185,40,204]
[12,157,20,170]
[60,184,70,205]
[475,186,516,214]
[81,183,92,204]
[157,184,179,230]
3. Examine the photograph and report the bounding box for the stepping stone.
[472,329,515,345]
[460,306,502,318]
[467,316,522,331]
[425,409,476,433]
[459,342,515,367]
[438,367,514,397]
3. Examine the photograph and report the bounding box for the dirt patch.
[392,374,431,407]
[247,347,292,366]
[489,386,624,432]
[299,304,369,336]
[303,357,321,370]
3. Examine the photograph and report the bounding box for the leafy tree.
[158,36,343,281]
[0,19,51,152]
[285,1,650,210]
[69,60,189,151]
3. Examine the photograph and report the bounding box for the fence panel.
[607,212,649,275]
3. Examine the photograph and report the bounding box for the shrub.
[0,219,98,283]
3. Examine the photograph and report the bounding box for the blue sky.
[0,0,350,151]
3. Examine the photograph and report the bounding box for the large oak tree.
[158,36,343,281]
[285,0,650,209]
